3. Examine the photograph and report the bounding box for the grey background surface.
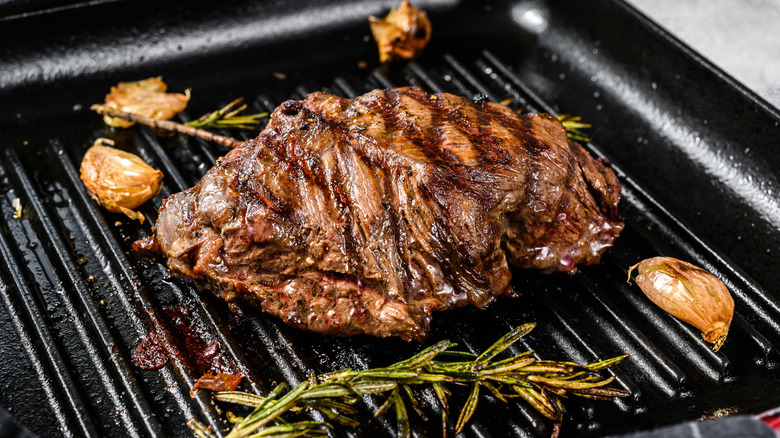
[629,0,780,110]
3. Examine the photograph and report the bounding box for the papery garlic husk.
[102,77,190,128]
[369,0,432,63]
[80,138,164,223]
[628,257,734,352]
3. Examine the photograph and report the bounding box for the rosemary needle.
[188,323,629,438]
[186,98,268,130]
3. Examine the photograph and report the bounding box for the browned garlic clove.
[79,138,164,223]
[369,0,432,63]
[102,76,190,128]
[627,257,734,352]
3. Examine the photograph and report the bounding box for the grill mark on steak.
[339,90,460,303]
[376,91,486,299]
[137,87,624,340]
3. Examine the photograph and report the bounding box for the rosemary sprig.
[557,114,592,142]
[91,104,245,148]
[501,98,592,142]
[186,98,268,130]
[188,324,629,438]
[91,98,267,148]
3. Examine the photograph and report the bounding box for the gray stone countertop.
[628,0,780,110]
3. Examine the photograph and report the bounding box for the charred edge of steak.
[138,87,623,340]
[133,235,160,255]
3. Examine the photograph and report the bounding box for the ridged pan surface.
[0,1,779,437]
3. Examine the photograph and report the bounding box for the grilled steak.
[135,87,623,340]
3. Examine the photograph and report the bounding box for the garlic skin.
[628,257,734,352]
[369,0,432,63]
[80,139,164,223]
[103,77,189,128]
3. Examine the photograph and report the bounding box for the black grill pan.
[1,1,779,437]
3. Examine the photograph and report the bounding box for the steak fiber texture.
[136,87,623,340]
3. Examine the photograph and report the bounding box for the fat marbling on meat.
[135,87,623,340]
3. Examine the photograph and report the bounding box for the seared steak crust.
[139,87,623,340]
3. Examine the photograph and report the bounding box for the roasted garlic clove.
[80,138,164,223]
[628,257,734,352]
[369,0,432,63]
[102,77,190,128]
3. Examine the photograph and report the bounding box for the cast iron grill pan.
[1,1,779,437]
